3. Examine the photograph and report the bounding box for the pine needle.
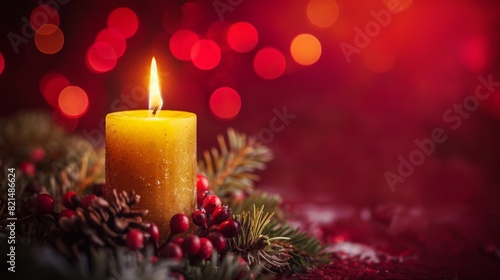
[266,221,331,273]
[228,205,292,273]
[198,128,273,197]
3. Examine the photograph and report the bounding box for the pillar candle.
[105,58,196,241]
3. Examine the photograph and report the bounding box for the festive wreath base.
[0,112,329,280]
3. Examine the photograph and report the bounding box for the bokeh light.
[107,7,139,38]
[191,39,221,70]
[58,86,89,118]
[227,22,259,53]
[307,0,339,28]
[96,28,127,58]
[253,47,286,80]
[30,5,60,31]
[290,34,322,65]
[362,47,396,73]
[86,42,118,73]
[169,29,199,61]
[459,37,487,72]
[208,21,232,52]
[40,73,70,107]
[210,87,241,120]
[0,53,4,75]
[35,24,64,54]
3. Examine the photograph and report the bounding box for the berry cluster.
[30,185,158,251]
[158,174,241,261]
[29,184,104,217]
[28,174,242,266]
[55,189,99,221]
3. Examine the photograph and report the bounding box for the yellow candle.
[105,58,196,241]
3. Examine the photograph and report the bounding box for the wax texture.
[105,110,196,240]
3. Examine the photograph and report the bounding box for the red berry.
[197,190,209,207]
[196,174,210,192]
[30,147,46,162]
[209,205,231,226]
[207,231,226,252]
[170,213,190,235]
[236,256,251,278]
[169,272,186,280]
[172,237,184,246]
[202,195,221,214]
[58,209,76,230]
[148,223,160,246]
[126,229,144,250]
[34,193,55,214]
[150,255,159,264]
[62,191,78,209]
[192,209,207,227]
[197,237,214,260]
[218,219,241,238]
[159,242,183,260]
[82,194,97,209]
[237,255,248,266]
[182,235,201,255]
[58,209,76,221]
[20,161,35,176]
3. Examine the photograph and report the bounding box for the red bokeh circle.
[86,42,118,73]
[40,73,70,107]
[96,28,127,58]
[170,29,199,61]
[210,87,241,120]
[107,7,139,38]
[30,5,60,31]
[227,22,258,53]
[253,47,286,80]
[191,39,221,70]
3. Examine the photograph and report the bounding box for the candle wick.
[152,106,159,116]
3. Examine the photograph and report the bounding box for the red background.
[1,0,500,278]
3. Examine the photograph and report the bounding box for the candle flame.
[149,57,162,116]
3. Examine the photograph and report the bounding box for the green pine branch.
[228,205,292,273]
[0,112,105,212]
[198,128,273,198]
[265,221,330,273]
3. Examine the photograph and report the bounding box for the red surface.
[286,202,500,279]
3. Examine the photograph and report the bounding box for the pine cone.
[52,189,152,259]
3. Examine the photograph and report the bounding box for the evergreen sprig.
[0,112,105,212]
[198,128,273,198]
[265,221,330,273]
[228,205,292,273]
[199,128,330,275]
[0,112,331,279]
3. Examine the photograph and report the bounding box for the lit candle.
[105,57,196,241]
